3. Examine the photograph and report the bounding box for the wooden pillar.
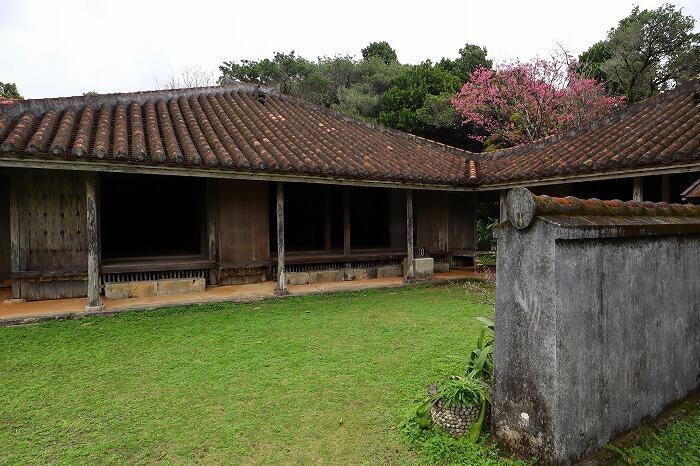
[661,175,672,203]
[206,179,218,286]
[324,186,332,251]
[499,190,507,222]
[405,190,415,281]
[9,177,20,300]
[85,173,104,312]
[275,182,288,295]
[633,177,644,202]
[343,187,351,258]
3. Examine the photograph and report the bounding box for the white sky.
[2,0,699,99]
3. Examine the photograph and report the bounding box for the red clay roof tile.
[1,80,699,187]
[0,84,475,186]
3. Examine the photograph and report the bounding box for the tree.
[378,61,462,135]
[0,82,23,99]
[157,67,215,90]
[361,41,398,64]
[579,4,700,103]
[218,51,315,95]
[438,44,493,83]
[332,56,406,118]
[452,53,625,150]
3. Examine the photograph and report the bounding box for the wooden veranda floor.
[0,269,484,325]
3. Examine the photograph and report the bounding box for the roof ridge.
[482,78,700,160]
[0,81,282,119]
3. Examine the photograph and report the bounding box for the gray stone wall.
[493,188,700,463]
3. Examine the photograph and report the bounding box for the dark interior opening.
[351,187,391,249]
[100,173,205,260]
[571,178,633,201]
[269,183,344,253]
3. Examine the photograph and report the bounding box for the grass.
[0,282,511,465]
[603,397,700,466]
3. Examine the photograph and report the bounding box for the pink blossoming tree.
[452,53,625,150]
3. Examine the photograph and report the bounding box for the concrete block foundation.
[105,278,206,299]
[404,257,434,280]
[285,265,403,286]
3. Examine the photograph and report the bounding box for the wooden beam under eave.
[85,173,104,312]
[275,182,288,295]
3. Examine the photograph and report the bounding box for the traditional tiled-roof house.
[0,80,698,308]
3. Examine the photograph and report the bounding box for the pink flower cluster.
[452,54,624,147]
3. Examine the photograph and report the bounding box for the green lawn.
[0,283,499,464]
[603,398,700,466]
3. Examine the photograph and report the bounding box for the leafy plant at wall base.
[466,317,494,382]
[468,398,488,443]
[416,375,491,438]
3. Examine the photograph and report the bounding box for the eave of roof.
[0,82,479,189]
[2,79,699,190]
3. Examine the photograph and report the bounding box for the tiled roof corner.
[480,79,700,184]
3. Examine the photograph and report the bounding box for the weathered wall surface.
[493,188,700,463]
[0,172,9,284]
[554,235,700,457]
[11,169,88,300]
[216,179,270,285]
[217,179,270,265]
[414,190,475,256]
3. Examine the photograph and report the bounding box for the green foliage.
[580,3,700,103]
[605,410,700,465]
[415,92,459,128]
[361,41,398,64]
[400,413,527,465]
[476,217,499,251]
[438,375,492,408]
[378,62,462,134]
[437,43,493,83]
[332,57,407,118]
[465,317,495,382]
[217,43,491,150]
[577,41,620,95]
[0,82,23,99]
[218,50,315,95]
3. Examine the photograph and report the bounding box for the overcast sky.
[3,0,699,99]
